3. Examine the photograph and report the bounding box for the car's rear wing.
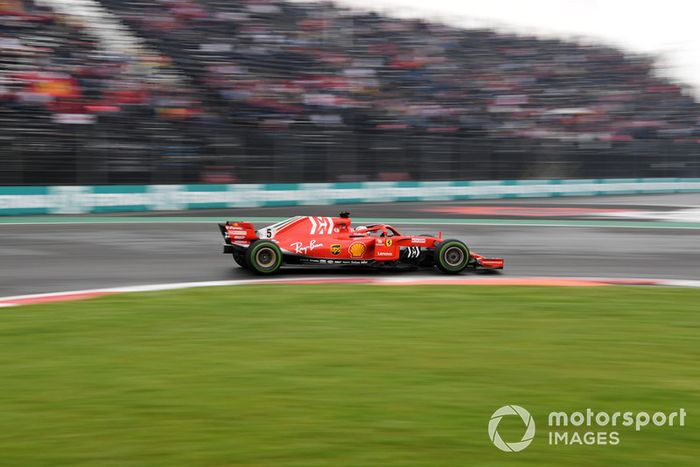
[218,221,258,244]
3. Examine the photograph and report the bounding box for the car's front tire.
[434,239,470,274]
[245,240,283,275]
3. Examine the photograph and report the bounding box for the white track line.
[596,208,700,222]
[0,278,308,303]
[1,276,700,308]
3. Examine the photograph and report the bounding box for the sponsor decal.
[349,242,366,258]
[386,238,393,247]
[412,237,427,244]
[403,246,421,259]
[377,251,394,257]
[330,244,341,256]
[291,240,323,255]
[309,216,335,235]
[302,258,369,265]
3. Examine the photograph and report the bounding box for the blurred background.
[1,6,699,464]
[2,0,700,187]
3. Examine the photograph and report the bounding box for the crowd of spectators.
[0,0,211,183]
[2,0,700,184]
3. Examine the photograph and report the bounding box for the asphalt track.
[1,193,699,296]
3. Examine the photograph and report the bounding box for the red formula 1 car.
[218,212,504,275]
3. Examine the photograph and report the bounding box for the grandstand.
[1,0,699,185]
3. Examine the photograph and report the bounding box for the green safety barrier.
[1,179,700,215]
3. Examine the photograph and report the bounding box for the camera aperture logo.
[489,405,687,452]
[488,405,536,452]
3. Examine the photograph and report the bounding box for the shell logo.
[348,242,366,258]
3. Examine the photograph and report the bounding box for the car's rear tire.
[434,239,470,274]
[245,241,283,275]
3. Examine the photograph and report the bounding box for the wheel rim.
[256,247,277,268]
[444,246,465,267]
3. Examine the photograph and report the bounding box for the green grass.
[0,285,698,466]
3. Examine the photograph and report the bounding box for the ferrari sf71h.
[219,213,504,275]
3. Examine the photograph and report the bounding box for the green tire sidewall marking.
[437,241,470,271]
[249,241,282,273]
